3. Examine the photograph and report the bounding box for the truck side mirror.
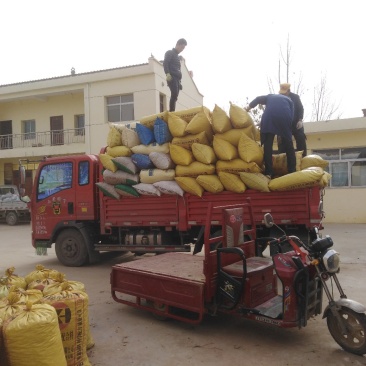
[264,213,274,228]
[19,166,26,185]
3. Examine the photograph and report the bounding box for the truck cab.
[29,155,100,263]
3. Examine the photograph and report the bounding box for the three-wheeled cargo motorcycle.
[111,200,366,355]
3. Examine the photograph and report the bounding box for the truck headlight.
[322,249,340,273]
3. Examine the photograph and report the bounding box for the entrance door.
[0,120,13,149]
[50,116,64,145]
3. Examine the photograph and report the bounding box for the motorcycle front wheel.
[327,306,366,355]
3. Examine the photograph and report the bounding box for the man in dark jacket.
[163,38,187,112]
[246,94,296,178]
[278,83,307,156]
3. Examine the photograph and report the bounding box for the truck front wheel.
[55,229,89,267]
[6,211,18,226]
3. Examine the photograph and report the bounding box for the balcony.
[0,128,85,150]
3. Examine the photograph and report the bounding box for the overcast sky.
[1,0,365,121]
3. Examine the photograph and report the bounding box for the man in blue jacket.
[246,94,296,178]
[163,38,187,112]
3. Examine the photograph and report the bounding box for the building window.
[75,115,85,136]
[107,94,134,122]
[22,119,36,140]
[159,93,165,113]
[312,147,366,187]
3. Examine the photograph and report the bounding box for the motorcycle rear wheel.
[327,306,366,355]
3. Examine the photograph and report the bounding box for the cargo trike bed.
[111,252,206,323]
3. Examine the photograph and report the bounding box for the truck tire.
[55,229,89,267]
[6,211,18,226]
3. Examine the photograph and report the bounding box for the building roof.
[0,62,149,88]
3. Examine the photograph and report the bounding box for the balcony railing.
[0,128,85,150]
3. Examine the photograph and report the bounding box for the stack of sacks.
[0,265,94,366]
[97,122,141,199]
[132,116,182,196]
[170,106,219,196]
[96,105,331,197]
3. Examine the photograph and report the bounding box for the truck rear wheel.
[6,211,18,226]
[55,229,89,267]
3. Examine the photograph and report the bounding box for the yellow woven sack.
[269,167,324,191]
[0,277,9,300]
[2,267,26,290]
[213,136,238,161]
[171,106,211,122]
[229,102,254,128]
[140,169,175,184]
[140,111,168,129]
[42,286,91,366]
[216,159,262,175]
[0,293,24,321]
[3,302,67,366]
[169,144,195,166]
[175,177,204,197]
[239,172,270,192]
[215,126,253,146]
[218,172,246,193]
[301,154,329,170]
[196,175,224,193]
[192,143,217,164]
[106,145,132,158]
[131,142,170,155]
[172,131,209,150]
[175,162,216,177]
[27,272,56,292]
[319,171,332,187]
[8,287,43,305]
[43,273,85,296]
[238,133,264,166]
[212,104,232,133]
[272,151,303,177]
[185,107,213,141]
[107,125,122,147]
[167,112,188,137]
[25,265,60,285]
[99,153,118,172]
[42,277,94,351]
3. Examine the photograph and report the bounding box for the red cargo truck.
[22,153,324,266]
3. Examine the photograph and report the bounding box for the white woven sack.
[153,181,184,196]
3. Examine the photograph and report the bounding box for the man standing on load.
[246,94,296,179]
[278,83,307,157]
[163,38,187,112]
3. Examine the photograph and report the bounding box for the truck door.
[33,160,76,241]
[74,159,96,220]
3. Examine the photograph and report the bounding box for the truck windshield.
[37,162,73,201]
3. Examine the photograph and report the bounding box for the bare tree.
[267,34,305,97]
[311,74,341,121]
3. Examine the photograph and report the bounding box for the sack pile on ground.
[0,265,93,366]
[97,104,330,198]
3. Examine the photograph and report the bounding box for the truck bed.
[101,187,321,231]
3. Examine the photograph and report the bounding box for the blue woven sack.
[154,117,172,144]
[136,123,155,145]
[131,153,155,169]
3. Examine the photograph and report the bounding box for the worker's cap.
[279,83,291,94]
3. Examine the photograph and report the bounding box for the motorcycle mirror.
[264,213,274,228]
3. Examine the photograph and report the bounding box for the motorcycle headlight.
[322,249,340,273]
